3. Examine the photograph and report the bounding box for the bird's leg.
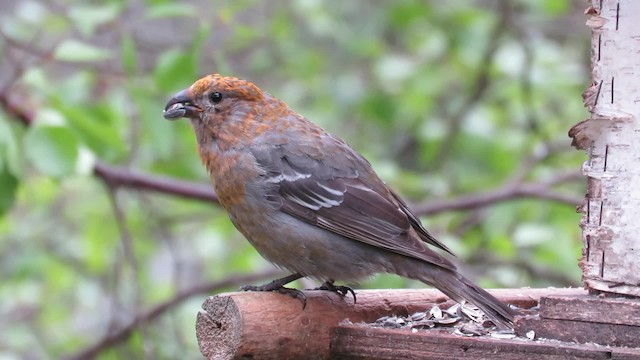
[314,279,357,303]
[240,273,307,308]
[240,273,303,291]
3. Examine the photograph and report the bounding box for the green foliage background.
[0,0,588,358]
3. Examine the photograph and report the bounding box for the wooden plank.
[196,288,584,359]
[615,349,640,360]
[330,325,640,360]
[540,295,640,326]
[516,315,640,348]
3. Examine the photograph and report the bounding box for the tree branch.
[0,93,33,125]
[430,2,511,168]
[468,251,579,287]
[411,172,583,216]
[93,161,219,203]
[65,269,284,360]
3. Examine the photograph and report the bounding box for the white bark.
[570,0,640,296]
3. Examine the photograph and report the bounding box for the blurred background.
[0,0,589,359]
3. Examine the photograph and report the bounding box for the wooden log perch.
[196,288,584,360]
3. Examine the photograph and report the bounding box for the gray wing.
[253,144,456,271]
[387,188,454,255]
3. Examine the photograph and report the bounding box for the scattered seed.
[490,331,517,339]
[410,312,427,321]
[411,319,436,329]
[436,317,460,325]
[457,324,487,336]
[383,319,402,328]
[454,328,476,337]
[430,305,443,319]
[444,303,460,317]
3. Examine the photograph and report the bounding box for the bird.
[163,74,514,328]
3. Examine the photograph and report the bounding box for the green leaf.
[24,126,79,178]
[68,4,122,36]
[53,40,112,62]
[20,67,49,94]
[50,99,127,160]
[133,90,174,159]
[0,166,18,216]
[153,49,197,91]
[145,3,196,18]
[120,34,138,75]
[540,0,570,15]
[0,117,22,177]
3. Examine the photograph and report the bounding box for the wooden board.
[540,295,640,326]
[516,315,640,348]
[331,325,640,360]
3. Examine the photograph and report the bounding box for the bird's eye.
[209,92,223,104]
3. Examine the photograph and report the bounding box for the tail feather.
[415,269,515,329]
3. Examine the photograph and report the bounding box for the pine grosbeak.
[163,74,514,328]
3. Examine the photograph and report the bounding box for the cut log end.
[197,296,242,360]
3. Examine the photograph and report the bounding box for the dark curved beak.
[163,89,201,120]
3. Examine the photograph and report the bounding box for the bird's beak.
[163,89,201,120]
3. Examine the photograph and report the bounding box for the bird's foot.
[314,280,357,303]
[240,273,307,309]
[240,284,307,309]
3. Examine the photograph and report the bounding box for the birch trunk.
[569,0,640,296]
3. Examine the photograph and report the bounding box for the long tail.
[413,267,515,329]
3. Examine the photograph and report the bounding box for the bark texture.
[570,0,640,296]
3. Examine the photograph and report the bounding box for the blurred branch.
[99,162,582,216]
[0,29,47,93]
[106,187,139,273]
[65,269,283,360]
[94,161,219,203]
[0,28,53,60]
[506,5,541,133]
[0,93,33,125]
[468,251,579,287]
[0,28,125,77]
[104,185,145,351]
[505,141,561,187]
[412,172,583,216]
[415,140,584,216]
[430,2,511,168]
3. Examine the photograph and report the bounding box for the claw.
[240,273,307,309]
[276,287,307,309]
[314,280,357,303]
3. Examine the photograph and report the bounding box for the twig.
[64,269,284,360]
[430,2,511,168]
[412,172,583,216]
[104,185,147,357]
[468,251,579,287]
[0,28,126,76]
[0,93,33,125]
[93,161,219,203]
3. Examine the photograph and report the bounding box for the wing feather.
[252,144,456,271]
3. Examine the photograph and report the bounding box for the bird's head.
[163,74,265,123]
